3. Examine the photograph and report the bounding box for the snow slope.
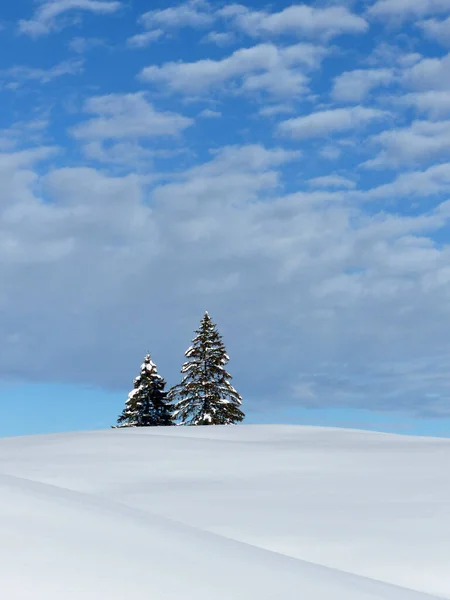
[1,425,449,599]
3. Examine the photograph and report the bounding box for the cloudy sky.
[2,0,450,437]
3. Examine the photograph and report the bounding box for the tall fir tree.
[115,354,173,427]
[168,312,245,425]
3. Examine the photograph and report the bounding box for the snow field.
[1,425,449,599]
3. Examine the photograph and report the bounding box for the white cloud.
[419,15,450,44]
[8,1,450,419]
[277,106,389,139]
[307,175,356,189]
[332,68,395,102]
[81,141,188,167]
[132,0,368,45]
[403,52,450,91]
[139,0,214,29]
[0,118,50,151]
[366,42,423,69]
[319,145,342,160]
[402,91,450,118]
[202,31,235,46]
[140,42,328,98]
[19,0,122,37]
[1,59,83,88]
[71,92,193,140]
[258,104,295,117]
[397,53,423,68]
[178,144,299,180]
[129,1,214,47]
[0,146,57,170]
[198,108,221,118]
[290,354,450,417]
[220,4,368,40]
[4,140,450,416]
[68,36,105,53]
[127,29,164,48]
[0,144,302,387]
[367,162,450,198]
[80,141,156,167]
[363,120,450,169]
[150,144,301,232]
[368,0,450,20]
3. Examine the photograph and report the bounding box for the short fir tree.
[168,312,245,425]
[115,354,173,427]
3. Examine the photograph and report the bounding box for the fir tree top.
[168,312,244,426]
[115,353,173,428]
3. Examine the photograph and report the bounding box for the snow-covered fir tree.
[115,354,173,427]
[168,312,245,426]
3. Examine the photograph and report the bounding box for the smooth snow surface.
[1,425,449,599]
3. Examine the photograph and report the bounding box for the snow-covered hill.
[1,425,449,599]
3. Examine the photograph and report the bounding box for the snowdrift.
[0,425,449,599]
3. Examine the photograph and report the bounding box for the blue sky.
[2,0,450,438]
